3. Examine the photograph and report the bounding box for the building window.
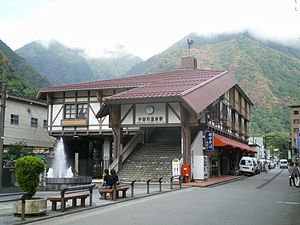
[65,104,76,119]
[294,110,299,115]
[43,120,47,129]
[31,118,38,128]
[294,119,299,124]
[64,103,88,119]
[77,104,88,118]
[10,114,19,125]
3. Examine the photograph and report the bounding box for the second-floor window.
[294,119,299,124]
[31,117,38,128]
[43,120,47,129]
[10,114,19,125]
[64,103,88,119]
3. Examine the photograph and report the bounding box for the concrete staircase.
[118,142,181,183]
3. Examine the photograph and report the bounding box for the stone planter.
[13,197,47,216]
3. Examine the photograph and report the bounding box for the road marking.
[276,201,299,205]
[256,169,283,189]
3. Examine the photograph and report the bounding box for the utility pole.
[0,59,8,187]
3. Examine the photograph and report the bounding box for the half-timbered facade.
[38,56,254,180]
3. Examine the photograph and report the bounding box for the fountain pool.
[45,138,92,191]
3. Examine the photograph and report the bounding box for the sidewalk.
[0,175,239,225]
[184,175,240,187]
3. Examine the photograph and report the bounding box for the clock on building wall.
[145,105,154,115]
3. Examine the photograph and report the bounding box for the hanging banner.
[205,131,214,151]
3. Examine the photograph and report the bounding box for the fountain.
[45,138,92,191]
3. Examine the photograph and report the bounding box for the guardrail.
[0,192,28,221]
[146,177,164,194]
[170,175,182,189]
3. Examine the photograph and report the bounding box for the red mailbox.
[181,164,190,183]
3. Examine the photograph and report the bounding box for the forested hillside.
[16,41,142,84]
[0,40,50,100]
[4,32,300,136]
[125,33,300,135]
[16,41,95,85]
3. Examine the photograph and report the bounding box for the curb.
[14,186,189,224]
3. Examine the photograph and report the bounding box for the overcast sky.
[0,0,299,59]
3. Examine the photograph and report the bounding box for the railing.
[170,175,183,189]
[130,180,136,197]
[109,128,143,172]
[146,177,164,194]
[0,192,28,221]
[108,180,136,200]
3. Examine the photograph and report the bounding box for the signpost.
[205,131,214,151]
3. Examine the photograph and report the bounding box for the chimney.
[181,56,197,69]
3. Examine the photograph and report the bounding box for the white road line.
[276,201,299,205]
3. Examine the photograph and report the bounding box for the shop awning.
[214,134,256,153]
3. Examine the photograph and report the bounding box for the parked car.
[279,159,288,169]
[252,158,261,174]
[239,156,256,175]
[268,160,275,169]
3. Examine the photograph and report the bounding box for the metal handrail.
[0,192,29,221]
[170,175,182,189]
[146,177,164,194]
[146,179,151,194]
[130,180,136,197]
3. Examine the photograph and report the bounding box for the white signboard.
[172,158,181,176]
[136,104,166,124]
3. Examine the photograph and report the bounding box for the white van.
[239,156,256,175]
[279,159,288,169]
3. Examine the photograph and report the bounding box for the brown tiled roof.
[103,69,237,113]
[106,69,224,101]
[38,68,240,114]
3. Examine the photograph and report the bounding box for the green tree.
[264,131,290,159]
[15,156,45,198]
[5,141,31,160]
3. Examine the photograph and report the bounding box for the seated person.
[110,169,119,185]
[98,169,114,199]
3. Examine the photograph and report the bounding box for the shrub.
[15,156,45,198]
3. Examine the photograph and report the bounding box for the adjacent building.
[3,95,55,150]
[37,56,255,181]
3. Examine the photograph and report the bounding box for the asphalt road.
[30,168,300,225]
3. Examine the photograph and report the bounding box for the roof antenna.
[187,39,194,56]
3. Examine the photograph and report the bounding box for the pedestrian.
[294,163,300,187]
[288,162,296,187]
[98,169,114,199]
[263,161,268,173]
[110,169,120,185]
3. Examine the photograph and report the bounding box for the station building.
[37,56,255,182]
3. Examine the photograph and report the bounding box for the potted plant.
[13,156,47,216]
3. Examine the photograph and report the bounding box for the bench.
[47,184,95,212]
[47,192,89,211]
[99,186,129,200]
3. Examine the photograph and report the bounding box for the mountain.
[16,41,142,84]
[16,41,95,85]
[125,33,300,135]
[12,33,300,135]
[0,40,50,100]
[87,55,142,80]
